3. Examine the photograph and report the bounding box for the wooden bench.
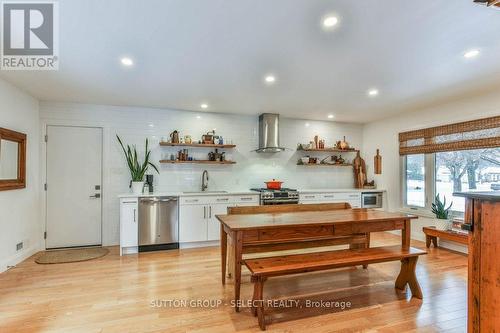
[422,226,468,248]
[244,245,427,330]
[227,202,354,215]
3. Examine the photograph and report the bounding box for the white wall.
[0,78,40,272]
[40,102,364,246]
[362,90,500,252]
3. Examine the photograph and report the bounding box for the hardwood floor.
[0,232,467,333]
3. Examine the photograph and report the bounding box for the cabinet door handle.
[209,206,212,218]
[133,209,136,222]
[203,206,206,219]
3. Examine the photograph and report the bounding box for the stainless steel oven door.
[361,192,383,208]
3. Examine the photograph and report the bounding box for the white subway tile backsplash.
[41,102,363,245]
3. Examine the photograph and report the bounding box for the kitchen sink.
[183,190,228,194]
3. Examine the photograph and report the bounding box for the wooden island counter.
[455,191,500,333]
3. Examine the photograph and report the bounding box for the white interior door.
[46,126,102,248]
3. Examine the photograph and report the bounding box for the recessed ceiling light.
[305,122,310,127]
[148,124,154,127]
[200,103,208,109]
[120,57,133,66]
[464,49,480,59]
[196,115,201,119]
[323,16,339,28]
[327,114,334,119]
[368,89,379,97]
[264,75,276,84]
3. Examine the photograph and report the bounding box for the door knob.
[89,193,101,199]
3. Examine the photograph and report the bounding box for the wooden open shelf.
[298,148,359,153]
[159,160,236,165]
[297,163,353,167]
[160,142,236,148]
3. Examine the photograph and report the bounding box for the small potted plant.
[431,194,453,230]
[117,135,159,194]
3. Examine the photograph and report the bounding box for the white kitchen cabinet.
[119,193,259,253]
[179,204,208,242]
[179,194,259,244]
[299,192,362,208]
[299,193,323,204]
[207,203,230,241]
[233,195,260,206]
[119,198,138,255]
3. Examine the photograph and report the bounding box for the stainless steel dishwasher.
[138,196,179,251]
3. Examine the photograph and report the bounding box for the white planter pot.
[131,181,144,194]
[435,218,452,231]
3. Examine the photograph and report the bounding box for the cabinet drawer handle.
[349,195,359,198]
[304,195,315,198]
[323,195,334,198]
[122,201,137,204]
[240,197,253,201]
[185,199,199,203]
[217,198,229,201]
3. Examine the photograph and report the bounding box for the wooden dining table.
[216,208,417,311]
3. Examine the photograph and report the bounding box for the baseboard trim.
[180,241,219,249]
[0,244,41,274]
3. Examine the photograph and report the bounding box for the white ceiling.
[2,0,500,123]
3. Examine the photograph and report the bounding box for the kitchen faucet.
[201,170,209,191]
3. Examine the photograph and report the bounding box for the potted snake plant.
[117,135,159,194]
[431,194,453,230]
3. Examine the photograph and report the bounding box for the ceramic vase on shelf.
[131,181,144,194]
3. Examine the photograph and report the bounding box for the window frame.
[401,154,435,215]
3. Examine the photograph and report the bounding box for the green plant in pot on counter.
[117,135,159,194]
[431,194,453,230]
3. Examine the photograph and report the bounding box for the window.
[400,116,500,217]
[435,148,500,213]
[402,148,500,216]
[405,154,425,207]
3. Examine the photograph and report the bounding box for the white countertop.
[118,188,385,198]
[118,190,259,199]
[297,188,385,193]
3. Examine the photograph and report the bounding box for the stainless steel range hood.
[255,113,286,153]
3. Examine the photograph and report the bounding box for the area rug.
[35,247,109,264]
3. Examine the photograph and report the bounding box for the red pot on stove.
[264,179,284,190]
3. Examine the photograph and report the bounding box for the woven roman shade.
[399,116,500,155]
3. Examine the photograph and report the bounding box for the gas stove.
[250,188,299,205]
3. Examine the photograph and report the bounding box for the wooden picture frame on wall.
[0,128,27,191]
